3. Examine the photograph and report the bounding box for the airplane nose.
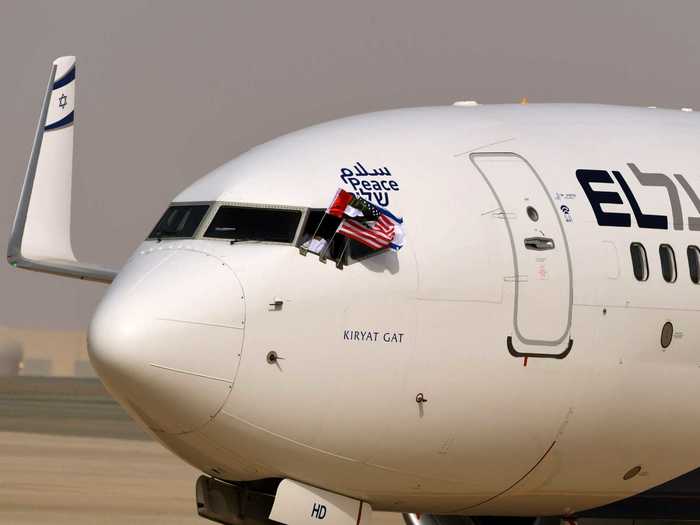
[88,248,245,435]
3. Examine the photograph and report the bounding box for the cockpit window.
[298,209,337,246]
[298,209,348,263]
[204,206,302,243]
[148,205,209,239]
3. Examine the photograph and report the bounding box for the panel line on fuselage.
[451,440,558,514]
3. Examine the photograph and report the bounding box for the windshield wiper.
[229,237,261,244]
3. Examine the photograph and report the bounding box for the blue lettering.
[338,164,399,207]
[347,177,362,191]
[374,192,389,206]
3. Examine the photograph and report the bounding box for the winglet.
[7,56,117,283]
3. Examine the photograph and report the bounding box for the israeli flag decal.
[45,62,75,131]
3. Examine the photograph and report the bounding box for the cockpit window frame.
[193,202,220,238]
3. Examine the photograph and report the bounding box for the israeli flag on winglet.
[376,205,405,251]
[45,57,75,131]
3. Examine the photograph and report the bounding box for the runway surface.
[0,431,200,524]
[0,377,402,525]
[0,377,147,440]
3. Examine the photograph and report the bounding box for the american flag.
[337,214,395,250]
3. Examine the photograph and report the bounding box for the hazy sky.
[2,0,700,330]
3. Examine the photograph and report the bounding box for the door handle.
[524,237,555,251]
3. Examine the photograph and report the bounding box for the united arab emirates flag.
[326,189,381,220]
[348,195,381,221]
[326,189,357,218]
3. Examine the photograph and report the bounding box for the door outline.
[470,152,574,359]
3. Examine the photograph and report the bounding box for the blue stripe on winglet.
[53,66,75,89]
[45,111,74,130]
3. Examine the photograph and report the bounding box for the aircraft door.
[470,153,573,358]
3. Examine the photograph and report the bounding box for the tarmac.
[0,431,201,524]
[0,377,402,525]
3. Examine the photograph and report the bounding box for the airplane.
[8,55,700,525]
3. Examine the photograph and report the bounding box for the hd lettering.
[311,503,327,520]
[340,162,399,207]
[577,163,700,230]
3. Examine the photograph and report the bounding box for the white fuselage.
[87,104,700,517]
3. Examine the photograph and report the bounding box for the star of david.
[58,94,68,109]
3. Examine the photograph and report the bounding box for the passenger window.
[688,245,700,284]
[659,244,677,283]
[630,243,649,281]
